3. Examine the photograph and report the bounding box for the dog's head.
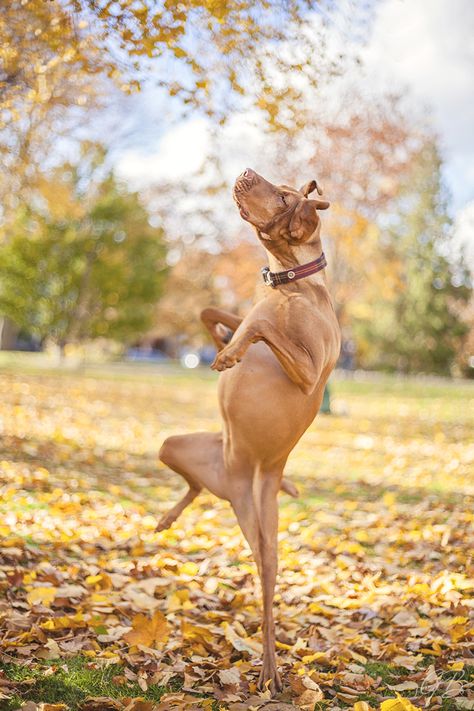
[233,169,329,245]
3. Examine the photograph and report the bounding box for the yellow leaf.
[221,621,262,656]
[86,574,103,586]
[181,620,214,644]
[302,651,329,664]
[380,695,423,711]
[353,703,371,711]
[40,613,84,630]
[90,593,108,603]
[168,589,193,611]
[180,561,199,576]
[27,587,57,606]
[124,610,169,647]
[276,641,292,650]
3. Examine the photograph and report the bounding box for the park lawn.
[0,362,473,710]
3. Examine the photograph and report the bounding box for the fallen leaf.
[380,696,423,711]
[123,610,169,647]
[387,682,418,691]
[26,587,57,606]
[296,687,324,709]
[78,698,123,711]
[218,667,241,687]
[222,622,262,656]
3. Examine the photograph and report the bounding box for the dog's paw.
[257,664,283,695]
[155,513,176,532]
[211,348,241,371]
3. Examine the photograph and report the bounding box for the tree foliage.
[354,141,471,374]
[0,0,367,220]
[1,0,365,130]
[0,1,105,212]
[0,146,167,346]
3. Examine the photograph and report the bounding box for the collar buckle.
[261,267,275,288]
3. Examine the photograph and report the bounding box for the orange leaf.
[123,610,169,647]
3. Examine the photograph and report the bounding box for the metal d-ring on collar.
[261,252,327,288]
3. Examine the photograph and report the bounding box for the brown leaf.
[78,699,123,711]
[123,701,155,711]
[296,688,324,710]
[218,666,241,687]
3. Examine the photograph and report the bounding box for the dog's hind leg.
[252,468,282,694]
[231,484,263,576]
[156,432,227,531]
[228,464,283,694]
[155,486,201,532]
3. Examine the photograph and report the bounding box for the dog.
[157,169,341,693]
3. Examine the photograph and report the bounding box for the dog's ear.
[299,179,323,198]
[289,200,320,241]
[308,198,330,210]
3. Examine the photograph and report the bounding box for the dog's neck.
[265,237,327,287]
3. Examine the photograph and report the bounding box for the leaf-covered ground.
[0,362,473,711]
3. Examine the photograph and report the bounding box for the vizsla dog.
[158,169,341,693]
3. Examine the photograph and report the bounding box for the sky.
[117,0,474,258]
[361,0,474,257]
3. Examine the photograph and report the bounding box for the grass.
[1,657,180,710]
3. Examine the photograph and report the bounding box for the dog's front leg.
[211,318,318,395]
[201,307,243,351]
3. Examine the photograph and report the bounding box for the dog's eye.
[280,194,287,205]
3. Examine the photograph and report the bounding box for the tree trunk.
[0,317,19,350]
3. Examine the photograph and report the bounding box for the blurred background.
[0,0,473,377]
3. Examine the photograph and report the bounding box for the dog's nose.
[241,169,254,178]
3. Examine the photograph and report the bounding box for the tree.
[1,1,369,131]
[0,146,167,347]
[353,140,471,374]
[0,2,108,218]
[143,90,426,337]
[0,1,371,235]
[151,239,264,346]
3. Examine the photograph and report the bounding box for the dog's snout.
[241,168,254,179]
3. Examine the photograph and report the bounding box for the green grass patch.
[364,660,408,683]
[0,656,182,710]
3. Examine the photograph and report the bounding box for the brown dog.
[158,169,341,693]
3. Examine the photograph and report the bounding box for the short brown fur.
[157,169,341,693]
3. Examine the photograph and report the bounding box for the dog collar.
[261,252,327,288]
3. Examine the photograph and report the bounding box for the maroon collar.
[261,252,327,288]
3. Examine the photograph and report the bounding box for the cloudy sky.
[117,0,474,256]
[364,0,473,206]
[362,0,474,253]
